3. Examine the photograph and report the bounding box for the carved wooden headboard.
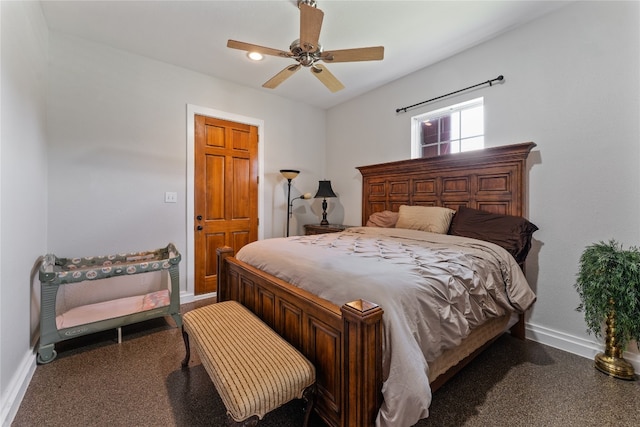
[357,142,536,225]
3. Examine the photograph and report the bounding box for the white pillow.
[395,205,455,234]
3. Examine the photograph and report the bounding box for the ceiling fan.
[227,0,384,93]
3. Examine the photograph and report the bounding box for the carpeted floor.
[12,299,640,427]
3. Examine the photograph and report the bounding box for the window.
[411,98,484,158]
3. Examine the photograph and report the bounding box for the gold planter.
[594,300,635,380]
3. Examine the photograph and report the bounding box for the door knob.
[196,215,203,221]
[197,225,203,231]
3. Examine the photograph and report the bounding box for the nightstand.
[304,224,352,235]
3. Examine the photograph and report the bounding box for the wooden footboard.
[217,247,383,427]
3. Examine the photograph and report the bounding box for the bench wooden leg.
[224,385,314,427]
[227,414,259,427]
[301,384,315,427]
[181,326,190,367]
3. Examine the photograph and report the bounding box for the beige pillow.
[395,205,455,234]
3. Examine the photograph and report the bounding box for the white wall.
[2,1,638,424]
[46,32,327,298]
[0,1,49,423]
[326,1,640,365]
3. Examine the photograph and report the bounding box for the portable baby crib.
[37,243,182,364]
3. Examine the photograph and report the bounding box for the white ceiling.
[40,0,570,110]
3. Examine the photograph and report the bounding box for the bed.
[216,142,537,427]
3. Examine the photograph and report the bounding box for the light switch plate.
[164,192,178,203]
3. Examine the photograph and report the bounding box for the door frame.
[186,104,264,301]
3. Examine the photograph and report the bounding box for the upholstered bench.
[181,301,316,427]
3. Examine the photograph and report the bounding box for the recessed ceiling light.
[247,52,264,61]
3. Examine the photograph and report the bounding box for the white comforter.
[235,227,536,427]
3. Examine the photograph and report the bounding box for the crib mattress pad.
[55,289,171,329]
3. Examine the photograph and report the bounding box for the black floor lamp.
[280,169,311,237]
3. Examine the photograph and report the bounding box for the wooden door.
[194,115,258,295]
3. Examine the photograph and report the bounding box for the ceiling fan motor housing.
[290,39,322,66]
[298,0,317,9]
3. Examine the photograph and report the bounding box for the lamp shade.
[314,180,337,198]
[280,169,300,180]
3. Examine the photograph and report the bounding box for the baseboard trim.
[1,351,36,427]
[526,322,640,374]
[179,290,216,305]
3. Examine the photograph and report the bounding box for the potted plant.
[575,240,640,380]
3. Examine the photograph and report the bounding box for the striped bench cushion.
[183,301,315,423]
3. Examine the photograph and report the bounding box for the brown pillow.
[366,210,399,228]
[448,206,538,264]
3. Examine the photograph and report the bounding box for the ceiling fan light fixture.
[247,51,264,61]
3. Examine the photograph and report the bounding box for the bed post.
[216,246,234,303]
[341,299,384,427]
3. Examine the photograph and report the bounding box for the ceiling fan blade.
[263,64,301,89]
[227,40,290,58]
[299,3,324,52]
[310,64,344,93]
[321,46,385,63]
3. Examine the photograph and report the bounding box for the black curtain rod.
[395,75,504,114]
